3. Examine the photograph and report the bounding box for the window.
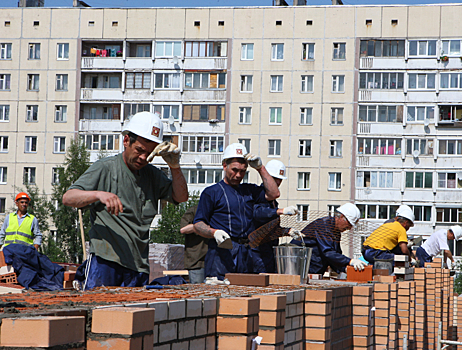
[0,198,5,214]
[436,207,462,223]
[359,40,405,57]
[52,167,61,184]
[269,107,282,125]
[270,75,283,92]
[298,172,310,190]
[182,135,224,153]
[357,204,400,220]
[299,140,311,157]
[241,43,254,60]
[300,108,312,125]
[238,138,250,153]
[57,43,69,60]
[82,134,120,151]
[333,43,346,60]
[332,75,344,92]
[406,139,433,156]
[155,73,181,89]
[136,45,151,58]
[439,105,462,123]
[56,74,68,91]
[408,40,437,57]
[240,75,253,92]
[0,43,11,60]
[331,108,343,125]
[27,74,39,91]
[301,75,313,93]
[88,21,94,26]
[271,44,284,61]
[357,138,402,155]
[53,137,65,153]
[239,107,251,124]
[0,167,6,184]
[156,41,182,58]
[185,41,227,57]
[26,105,38,122]
[5,21,10,27]
[0,136,8,152]
[0,74,11,90]
[25,136,37,153]
[297,204,309,222]
[437,173,462,189]
[408,73,435,90]
[182,168,222,184]
[194,21,200,27]
[365,19,372,25]
[330,140,342,157]
[268,139,281,156]
[153,105,179,120]
[55,105,67,122]
[439,140,462,155]
[124,104,150,120]
[440,73,462,89]
[0,105,9,121]
[184,72,226,89]
[218,21,224,26]
[182,105,225,122]
[23,167,36,184]
[328,172,342,190]
[359,72,404,90]
[28,43,40,59]
[302,43,314,60]
[126,72,151,89]
[442,40,462,56]
[405,172,432,189]
[358,105,398,123]
[407,106,434,122]
[357,171,394,188]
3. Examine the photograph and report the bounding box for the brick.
[373,275,396,283]
[92,308,154,335]
[352,325,369,336]
[353,306,370,316]
[186,299,202,318]
[304,327,331,341]
[258,294,286,310]
[257,345,284,350]
[352,296,372,305]
[352,286,373,296]
[64,271,76,281]
[172,341,189,350]
[217,316,258,334]
[304,302,332,315]
[352,316,369,325]
[87,337,142,350]
[374,283,390,292]
[189,337,206,350]
[148,301,168,322]
[158,322,177,343]
[219,297,260,316]
[293,290,304,303]
[304,315,331,328]
[196,317,208,336]
[305,290,332,303]
[259,327,285,343]
[260,311,285,327]
[205,335,216,350]
[208,317,216,334]
[168,300,186,320]
[203,298,217,316]
[263,273,301,285]
[346,265,373,282]
[226,273,269,286]
[178,319,195,339]
[304,340,331,349]
[218,335,253,350]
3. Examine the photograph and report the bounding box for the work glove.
[283,206,298,215]
[148,141,181,168]
[244,153,262,170]
[213,230,233,249]
[349,259,367,271]
[411,258,417,267]
[288,228,304,240]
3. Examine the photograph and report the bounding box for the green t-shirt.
[69,153,174,274]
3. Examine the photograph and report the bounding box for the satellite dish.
[424,119,430,127]
[172,56,179,65]
[168,116,175,125]
[412,150,420,158]
[365,187,372,195]
[194,156,201,164]
[457,172,462,180]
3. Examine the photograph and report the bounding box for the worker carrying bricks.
[0,192,41,250]
[251,159,298,273]
[193,143,280,280]
[415,225,462,268]
[291,203,367,274]
[63,111,188,289]
[362,204,415,265]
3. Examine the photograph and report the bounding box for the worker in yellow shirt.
[362,205,415,265]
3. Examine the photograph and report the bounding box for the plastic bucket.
[274,246,312,284]
[374,258,394,275]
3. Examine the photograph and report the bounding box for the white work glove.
[349,259,367,271]
[213,230,233,249]
[147,141,181,168]
[288,228,303,240]
[407,240,414,248]
[411,258,417,267]
[244,153,262,170]
[283,206,298,215]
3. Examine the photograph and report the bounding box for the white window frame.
[328,172,342,191]
[333,43,346,60]
[28,43,40,60]
[155,41,182,58]
[357,171,394,189]
[126,72,151,89]
[405,171,433,189]
[406,106,434,122]
[408,73,436,90]
[238,138,251,153]
[0,43,12,60]
[302,43,315,60]
[299,139,311,157]
[268,139,281,157]
[332,75,345,93]
[241,43,254,60]
[331,108,344,125]
[184,72,226,90]
[53,137,66,153]
[155,72,181,89]
[0,167,6,184]
[153,105,180,120]
[55,105,67,123]
[357,138,402,156]
[359,72,404,90]
[26,105,38,122]
[27,74,40,91]
[182,168,223,185]
[436,207,462,224]
[297,204,310,222]
[270,75,283,92]
[406,138,433,156]
[438,139,462,155]
[440,73,462,90]
[0,74,11,90]
[240,75,253,92]
[297,172,310,190]
[408,40,437,57]
[358,105,398,123]
[185,41,227,58]
[330,140,343,158]
[56,74,68,91]
[23,167,36,184]
[437,173,461,189]
[0,198,6,213]
[301,75,314,93]
[25,136,37,153]
[442,40,462,56]
[0,136,8,152]
[271,43,284,61]
[269,107,282,125]
[300,107,313,125]
[52,167,60,184]
[57,43,69,60]
[239,107,252,124]
[0,105,9,121]
[182,135,224,154]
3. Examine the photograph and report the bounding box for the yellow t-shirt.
[363,221,408,251]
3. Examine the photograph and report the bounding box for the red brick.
[218,335,253,350]
[1,316,85,347]
[64,271,76,281]
[374,283,390,292]
[352,286,373,296]
[0,251,6,267]
[226,273,269,287]
[347,265,373,282]
[262,273,301,285]
[304,327,331,341]
[259,311,285,327]
[305,290,332,302]
[91,307,155,335]
[216,316,258,334]
[87,337,142,350]
[373,275,396,283]
[304,315,331,328]
[304,302,332,315]
[258,294,286,311]
[258,327,285,343]
[304,341,331,349]
[219,297,260,316]
[352,325,369,336]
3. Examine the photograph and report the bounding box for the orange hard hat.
[15,192,30,201]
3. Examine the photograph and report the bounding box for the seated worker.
[416,225,462,268]
[251,160,298,273]
[291,203,366,274]
[362,205,415,265]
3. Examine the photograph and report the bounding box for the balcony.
[81,41,124,70]
[438,105,462,127]
[81,88,123,101]
[79,104,121,130]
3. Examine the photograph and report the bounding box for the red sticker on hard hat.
[152,127,160,137]
[280,170,284,176]
[236,149,243,155]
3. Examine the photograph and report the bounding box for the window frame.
[53,136,66,154]
[331,107,344,125]
[332,42,346,60]
[270,75,283,92]
[297,204,310,222]
[181,135,224,153]
[357,137,402,156]
[238,138,251,153]
[269,107,282,125]
[297,172,311,190]
[28,43,40,60]
[0,43,12,60]
[359,72,404,90]
[0,166,7,184]
[357,170,394,189]
[408,73,436,90]
[57,43,69,60]
[328,172,342,191]
[438,139,462,156]
[408,40,437,57]
[406,105,434,122]
[240,75,253,92]
[153,104,180,121]
[0,74,11,90]
[23,167,36,185]
[26,105,38,122]
[55,105,67,123]
[271,43,284,61]
[268,139,281,157]
[56,74,68,91]
[241,43,254,61]
[0,136,8,152]
[301,75,314,93]
[406,138,433,156]
[0,105,9,121]
[358,105,398,123]
[155,41,182,58]
[239,107,252,124]
[300,107,313,125]
[125,72,151,89]
[298,139,312,157]
[405,171,433,189]
[332,75,345,93]
[155,72,181,90]
[302,43,315,61]
[329,140,343,158]
[27,74,40,91]
[25,136,37,153]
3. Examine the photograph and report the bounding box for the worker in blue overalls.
[193,143,280,280]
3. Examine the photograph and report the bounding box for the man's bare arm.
[444,249,455,263]
[257,166,280,201]
[63,189,124,216]
[180,224,196,235]
[170,168,188,203]
[194,221,217,239]
[399,242,413,259]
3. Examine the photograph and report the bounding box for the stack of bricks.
[217,297,260,350]
[257,294,286,350]
[388,283,398,349]
[330,286,353,348]
[426,267,437,348]
[436,266,443,344]
[457,295,462,347]
[415,267,426,348]
[443,269,451,343]
[351,285,374,349]
[394,255,414,280]
[304,289,333,349]
[284,289,304,349]
[409,281,416,349]
[397,281,412,350]
[373,283,390,350]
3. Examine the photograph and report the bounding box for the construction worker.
[0,192,41,250]
[291,203,366,274]
[193,143,280,280]
[416,225,462,268]
[63,111,188,289]
[251,159,298,273]
[362,204,415,265]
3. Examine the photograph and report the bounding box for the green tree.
[51,138,91,263]
[150,192,200,244]
[454,260,462,294]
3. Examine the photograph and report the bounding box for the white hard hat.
[122,111,163,144]
[451,225,462,241]
[266,160,287,180]
[222,143,247,162]
[337,203,361,226]
[396,205,415,224]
